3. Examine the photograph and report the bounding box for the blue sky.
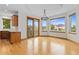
[34,21,38,26]
[28,19,38,26]
[28,19,32,25]
[42,20,47,26]
[48,18,65,25]
[71,15,76,26]
[53,18,65,25]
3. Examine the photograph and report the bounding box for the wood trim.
[27,16,40,20]
[33,18,34,37]
[38,19,40,36]
[27,16,34,19]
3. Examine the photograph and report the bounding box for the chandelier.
[41,9,49,20]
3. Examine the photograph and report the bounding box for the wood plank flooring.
[0,37,79,55]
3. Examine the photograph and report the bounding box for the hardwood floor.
[0,37,79,55]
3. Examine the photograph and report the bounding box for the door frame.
[26,16,40,38]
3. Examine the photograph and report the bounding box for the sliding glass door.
[27,17,39,38]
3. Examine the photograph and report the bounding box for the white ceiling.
[0,4,78,17]
[27,4,78,17]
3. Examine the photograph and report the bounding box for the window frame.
[2,18,11,30]
[41,19,48,32]
[69,13,77,34]
[49,17,66,33]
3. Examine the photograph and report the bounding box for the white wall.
[66,8,79,43]
[18,12,27,39]
[0,16,3,31]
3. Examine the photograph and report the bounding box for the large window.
[3,18,10,29]
[48,17,65,32]
[41,20,47,31]
[70,13,76,33]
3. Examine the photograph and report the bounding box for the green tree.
[51,25,55,30]
[3,19,10,29]
[72,25,76,32]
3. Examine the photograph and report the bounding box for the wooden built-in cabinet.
[0,31,10,39]
[12,15,18,26]
[0,31,21,44]
[0,31,1,39]
[10,32,21,43]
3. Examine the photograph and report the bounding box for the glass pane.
[48,18,65,32]
[70,14,76,32]
[42,20,47,31]
[27,19,33,38]
[34,19,38,36]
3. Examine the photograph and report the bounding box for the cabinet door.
[10,32,21,43]
[1,31,10,39]
[12,15,18,26]
[0,32,1,39]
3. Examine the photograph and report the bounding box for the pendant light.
[41,9,49,20]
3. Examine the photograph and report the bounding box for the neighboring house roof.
[56,24,65,27]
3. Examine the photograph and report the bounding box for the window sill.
[2,29,10,31]
[49,31,65,33]
[69,32,76,34]
[42,31,48,32]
